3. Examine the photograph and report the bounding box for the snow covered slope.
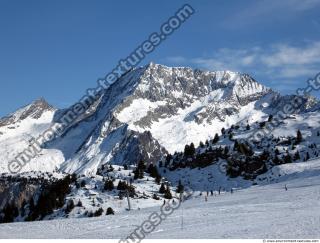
[0,167,319,238]
[0,98,59,172]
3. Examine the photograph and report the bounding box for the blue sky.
[0,0,320,116]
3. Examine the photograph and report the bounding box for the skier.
[231,188,233,194]
[285,184,288,191]
[218,186,221,195]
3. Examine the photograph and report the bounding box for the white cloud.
[261,42,320,67]
[165,41,320,86]
[222,0,320,28]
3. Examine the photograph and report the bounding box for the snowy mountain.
[1,63,320,231]
[0,63,318,175]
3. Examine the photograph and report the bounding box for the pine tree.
[134,160,146,179]
[159,183,166,194]
[104,179,114,191]
[164,185,172,199]
[199,141,204,148]
[293,151,300,161]
[106,207,115,215]
[176,180,184,193]
[221,127,226,135]
[296,130,303,144]
[212,133,219,144]
[233,140,239,151]
[283,153,292,164]
[65,199,75,213]
[94,208,104,217]
[273,155,281,165]
[305,152,310,161]
[80,180,86,188]
[76,200,83,207]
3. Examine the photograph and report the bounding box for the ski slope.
[0,172,319,238]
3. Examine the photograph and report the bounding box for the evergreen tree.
[184,143,195,157]
[233,140,239,151]
[104,179,114,191]
[296,130,303,144]
[293,151,301,161]
[176,180,184,193]
[305,152,310,161]
[221,127,226,135]
[199,141,204,148]
[212,133,219,144]
[155,174,161,184]
[94,208,104,217]
[147,164,160,178]
[134,160,146,179]
[164,185,172,199]
[76,200,83,207]
[80,180,86,188]
[273,155,282,165]
[65,199,75,213]
[159,182,166,194]
[283,153,292,164]
[106,207,115,215]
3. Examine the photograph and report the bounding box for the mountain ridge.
[0,63,319,175]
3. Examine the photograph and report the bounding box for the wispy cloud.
[222,0,320,28]
[164,41,320,92]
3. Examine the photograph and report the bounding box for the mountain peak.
[0,98,55,127]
